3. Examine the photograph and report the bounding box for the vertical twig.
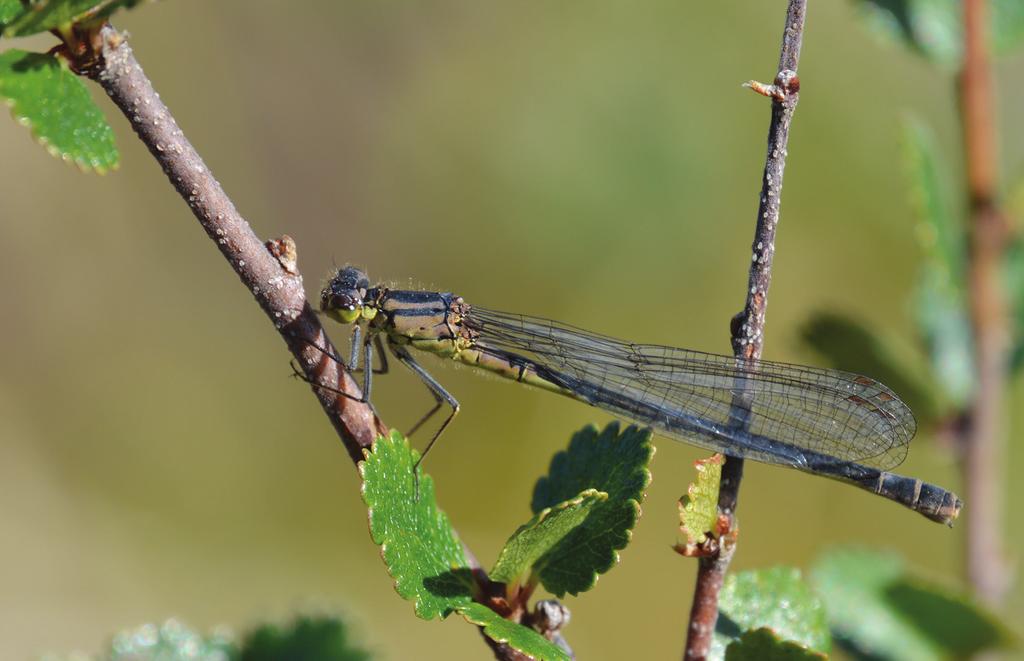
[960,0,1011,605]
[683,2,806,658]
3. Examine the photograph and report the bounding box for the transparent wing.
[464,307,915,470]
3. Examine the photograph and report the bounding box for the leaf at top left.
[3,0,144,37]
[0,49,118,172]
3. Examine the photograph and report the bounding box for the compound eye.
[336,306,361,323]
[321,290,364,324]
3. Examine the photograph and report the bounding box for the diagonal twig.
[80,24,385,462]
[72,22,546,661]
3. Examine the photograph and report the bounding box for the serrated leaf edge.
[0,57,119,173]
[358,431,471,620]
[457,603,570,661]
[533,423,654,596]
[678,453,724,546]
[491,488,608,585]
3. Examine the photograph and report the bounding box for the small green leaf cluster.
[672,462,1009,658]
[43,615,369,661]
[708,551,1016,660]
[105,619,234,661]
[0,0,148,172]
[360,423,653,660]
[362,424,1013,660]
[802,1,1024,429]
[40,550,1015,661]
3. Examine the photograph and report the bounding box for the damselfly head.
[321,266,372,324]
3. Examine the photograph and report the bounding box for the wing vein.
[464,306,915,470]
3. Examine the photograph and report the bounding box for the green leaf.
[851,0,1024,65]
[915,270,975,407]
[904,117,975,407]
[104,619,235,661]
[811,548,933,659]
[1004,237,1024,373]
[240,615,370,661]
[711,567,830,660]
[490,489,607,588]
[811,547,1018,660]
[885,579,1020,657]
[1008,180,1024,373]
[458,603,571,661]
[800,312,939,424]
[0,49,118,172]
[991,0,1024,54]
[905,117,962,281]
[360,431,474,620]
[0,0,23,30]
[530,422,653,596]
[3,0,144,37]
[677,453,723,548]
[725,628,827,661]
[1009,173,1024,225]
[852,0,961,65]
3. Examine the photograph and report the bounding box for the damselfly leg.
[296,328,457,464]
[386,341,460,469]
[346,326,389,375]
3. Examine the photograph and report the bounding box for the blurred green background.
[1,1,1022,659]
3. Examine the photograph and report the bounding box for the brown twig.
[80,24,385,462]
[683,1,806,658]
[75,23,540,661]
[960,0,1012,605]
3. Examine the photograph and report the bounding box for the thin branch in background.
[72,23,535,661]
[683,1,806,658]
[960,0,1011,605]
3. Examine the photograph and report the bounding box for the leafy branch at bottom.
[360,423,654,660]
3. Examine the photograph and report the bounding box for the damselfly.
[314,266,961,525]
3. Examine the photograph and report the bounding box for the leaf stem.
[683,1,806,658]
